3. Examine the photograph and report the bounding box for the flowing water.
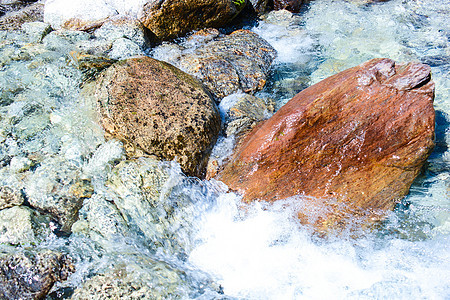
[0,0,449,299]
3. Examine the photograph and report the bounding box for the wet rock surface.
[25,162,94,233]
[222,93,275,137]
[0,250,75,300]
[71,257,213,300]
[273,0,308,13]
[248,0,270,15]
[139,0,245,41]
[218,58,435,231]
[0,185,23,209]
[0,2,43,30]
[92,56,221,177]
[154,29,277,100]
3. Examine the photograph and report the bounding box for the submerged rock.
[103,158,203,255]
[139,0,245,41]
[218,58,435,232]
[92,56,221,177]
[0,250,75,300]
[25,161,94,233]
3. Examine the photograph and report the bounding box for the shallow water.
[1,0,450,299]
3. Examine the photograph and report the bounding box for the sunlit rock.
[0,206,51,245]
[71,256,221,299]
[218,58,435,232]
[0,250,75,300]
[0,186,23,210]
[154,29,277,100]
[0,2,43,30]
[139,0,245,41]
[91,56,221,177]
[25,159,94,233]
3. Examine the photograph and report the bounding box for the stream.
[0,0,449,299]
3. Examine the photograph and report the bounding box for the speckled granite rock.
[92,56,221,177]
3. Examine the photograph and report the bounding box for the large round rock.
[94,56,221,178]
[139,0,245,41]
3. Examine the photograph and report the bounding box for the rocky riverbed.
[0,0,449,299]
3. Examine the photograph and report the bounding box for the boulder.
[166,29,277,100]
[139,0,246,41]
[0,250,75,300]
[93,56,221,177]
[217,58,435,231]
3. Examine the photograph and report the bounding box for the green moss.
[232,0,246,11]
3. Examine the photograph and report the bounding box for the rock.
[108,37,143,60]
[93,17,150,50]
[69,51,117,76]
[0,185,23,209]
[93,56,221,177]
[0,2,43,30]
[9,155,32,172]
[219,92,275,137]
[71,264,179,300]
[248,0,270,14]
[103,158,202,255]
[21,21,52,43]
[139,0,246,41]
[273,0,307,13]
[72,193,129,241]
[0,206,35,244]
[71,256,220,300]
[217,58,435,232]
[25,161,94,233]
[175,29,277,99]
[0,250,75,300]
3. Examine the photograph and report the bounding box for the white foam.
[189,195,450,299]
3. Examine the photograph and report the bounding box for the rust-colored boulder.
[217,58,435,231]
[93,56,221,178]
[139,0,245,41]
